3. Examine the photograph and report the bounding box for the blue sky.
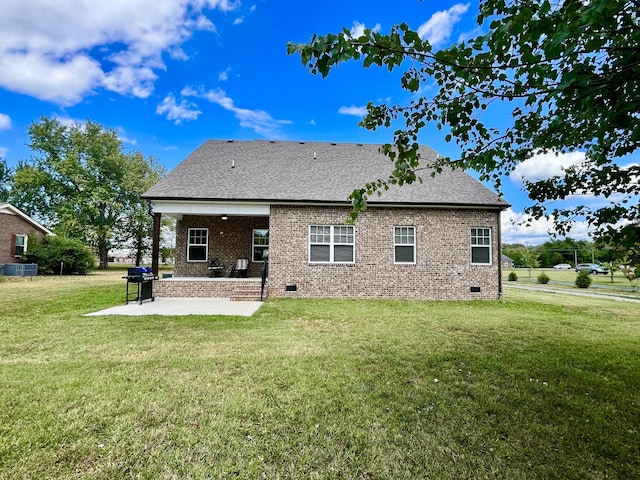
[0,0,630,245]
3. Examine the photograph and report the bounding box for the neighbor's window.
[252,229,269,262]
[187,228,208,262]
[14,234,27,257]
[394,226,415,264]
[309,225,354,263]
[470,227,492,265]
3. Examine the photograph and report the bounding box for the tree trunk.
[98,245,109,270]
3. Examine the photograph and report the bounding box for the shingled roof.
[143,140,509,208]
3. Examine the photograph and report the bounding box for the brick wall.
[174,215,269,277]
[154,278,261,298]
[0,212,47,265]
[267,205,503,300]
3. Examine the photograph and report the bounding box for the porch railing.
[260,260,268,301]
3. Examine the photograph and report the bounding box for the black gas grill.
[123,267,158,305]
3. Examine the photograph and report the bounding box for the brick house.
[142,140,510,300]
[0,202,53,267]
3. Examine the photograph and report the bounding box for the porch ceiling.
[152,200,270,219]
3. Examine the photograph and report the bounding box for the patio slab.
[85,297,263,317]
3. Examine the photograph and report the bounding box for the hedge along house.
[142,140,510,301]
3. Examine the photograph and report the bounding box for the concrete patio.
[85,297,263,317]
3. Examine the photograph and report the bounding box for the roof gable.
[143,140,509,209]
[0,203,54,235]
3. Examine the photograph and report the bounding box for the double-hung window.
[470,227,492,265]
[14,234,27,257]
[252,229,269,262]
[187,228,208,262]
[394,226,415,264]
[309,225,354,263]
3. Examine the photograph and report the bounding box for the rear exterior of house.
[143,140,509,301]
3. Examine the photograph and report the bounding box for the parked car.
[575,263,608,274]
[553,263,572,269]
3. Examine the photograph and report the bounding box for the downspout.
[497,209,503,299]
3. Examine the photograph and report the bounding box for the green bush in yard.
[26,236,95,274]
[575,270,592,289]
[508,271,518,281]
[537,272,550,284]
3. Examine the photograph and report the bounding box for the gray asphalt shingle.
[143,140,509,208]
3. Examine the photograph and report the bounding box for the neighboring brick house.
[142,140,510,300]
[0,203,53,266]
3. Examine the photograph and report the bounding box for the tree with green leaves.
[0,159,11,202]
[288,0,639,248]
[11,116,165,269]
[519,249,540,278]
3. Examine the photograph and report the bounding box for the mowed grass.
[503,268,640,296]
[1,272,639,479]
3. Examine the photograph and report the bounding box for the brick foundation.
[154,277,265,300]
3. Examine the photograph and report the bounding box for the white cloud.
[512,151,585,184]
[0,147,8,158]
[218,67,231,82]
[0,113,11,130]
[0,0,237,106]
[0,51,104,105]
[338,105,368,117]
[182,86,289,137]
[349,21,381,39]
[156,94,202,124]
[117,128,138,145]
[417,3,470,47]
[501,207,593,245]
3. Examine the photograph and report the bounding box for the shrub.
[575,270,592,289]
[26,236,95,274]
[537,272,550,284]
[508,271,518,281]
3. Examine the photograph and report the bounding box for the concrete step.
[230,282,265,301]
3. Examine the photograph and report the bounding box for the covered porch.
[149,200,270,299]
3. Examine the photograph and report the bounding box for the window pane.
[189,229,207,244]
[253,229,269,246]
[395,245,415,263]
[334,226,353,244]
[14,235,26,256]
[472,246,490,264]
[253,246,268,262]
[310,225,330,244]
[310,245,330,262]
[334,245,354,262]
[189,245,207,261]
[394,226,414,245]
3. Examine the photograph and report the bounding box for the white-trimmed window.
[14,234,27,257]
[187,228,208,262]
[252,229,269,262]
[471,227,492,265]
[309,225,355,263]
[394,226,415,264]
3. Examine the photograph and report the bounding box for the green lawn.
[1,272,639,479]
[504,268,640,296]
